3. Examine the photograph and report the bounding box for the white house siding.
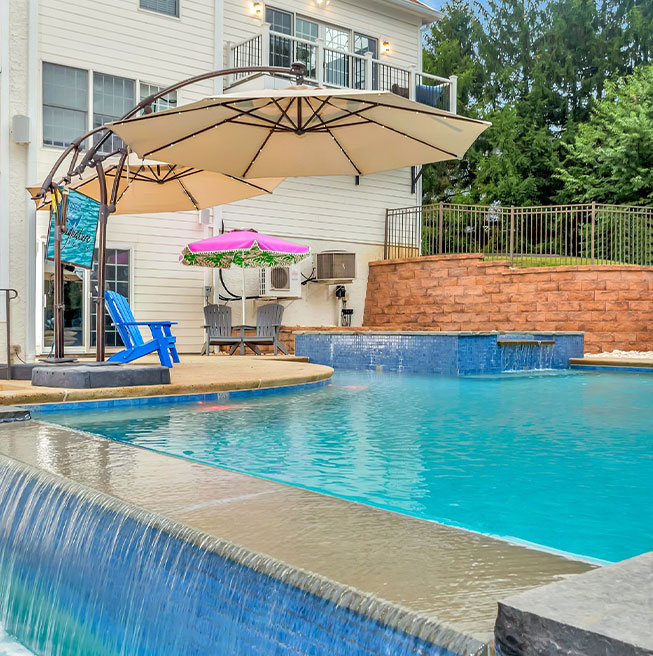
[4,0,431,357]
[33,0,218,354]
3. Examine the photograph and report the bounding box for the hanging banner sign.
[46,189,100,269]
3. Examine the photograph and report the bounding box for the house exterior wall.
[3,0,431,358]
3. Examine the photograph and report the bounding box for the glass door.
[42,260,86,353]
[325,26,350,86]
[90,248,131,349]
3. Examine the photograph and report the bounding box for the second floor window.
[139,0,179,17]
[42,63,88,148]
[139,83,178,113]
[93,73,135,154]
[264,7,379,88]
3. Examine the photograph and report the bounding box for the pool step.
[570,357,653,372]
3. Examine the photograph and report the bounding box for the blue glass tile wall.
[295,333,584,375]
[0,459,468,656]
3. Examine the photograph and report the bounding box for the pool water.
[46,370,653,563]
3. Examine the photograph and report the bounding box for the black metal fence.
[384,202,653,266]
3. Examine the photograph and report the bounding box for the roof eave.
[376,0,443,25]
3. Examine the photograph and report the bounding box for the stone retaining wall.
[362,254,653,353]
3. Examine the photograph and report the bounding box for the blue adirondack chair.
[104,290,180,368]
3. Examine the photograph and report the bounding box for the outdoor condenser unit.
[315,251,356,283]
[259,265,302,298]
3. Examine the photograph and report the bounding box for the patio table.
[230,325,261,356]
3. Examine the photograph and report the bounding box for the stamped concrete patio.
[0,354,333,406]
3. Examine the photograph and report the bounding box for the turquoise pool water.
[45,370,653,563]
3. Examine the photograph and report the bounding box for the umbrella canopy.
[108,86,491,179]
[28,158,284,214]
[181,229,310,268]
[180,229,310,323]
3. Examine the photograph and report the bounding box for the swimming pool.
[42,370,653,564]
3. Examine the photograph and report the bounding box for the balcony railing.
[227,25,457,113]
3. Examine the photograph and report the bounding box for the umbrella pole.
[241,267,246,325]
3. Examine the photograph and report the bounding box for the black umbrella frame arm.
[34,63,306,362]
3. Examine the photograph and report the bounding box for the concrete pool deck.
[0,420,592,646]
[0,355,333,406]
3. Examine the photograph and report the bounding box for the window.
[139,83,177,114]
[139,0,179,17]
[295,18,319,78]
[325,25,349,51]
[91,249,130,348]
[353,33,379,89]
[266,7,292,35]
[325,27,350,86]
[354,33,378,57]
[296,18,318,42]
[42,63,88,147]
[267,7,293,68]
[93,73,135,154]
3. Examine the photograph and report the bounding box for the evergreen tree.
[556,64,653,205]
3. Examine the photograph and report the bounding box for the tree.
[556,64,653,205]
[421,0,487,203]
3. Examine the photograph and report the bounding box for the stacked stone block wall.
[362,254,653,353]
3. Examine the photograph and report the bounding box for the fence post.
[510,206,515,267]
[384,209,389,259]
[438,202,444,254]
[591,201,596,265]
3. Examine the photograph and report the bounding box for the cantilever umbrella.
[108,86,491,178]
[180,229,310,323]
[28,156,285,214]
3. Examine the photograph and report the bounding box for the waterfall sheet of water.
[500,343,555,372]
[0,456,484,656]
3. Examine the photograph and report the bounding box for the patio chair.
[232,303,288,356]
[203,304,241,355]
[104,290,179,368]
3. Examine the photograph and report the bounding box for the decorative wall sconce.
[381,41,391,54]
[251,1,263,16]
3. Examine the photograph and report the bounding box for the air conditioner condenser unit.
[259,265,302,298]
[315,251,356,283]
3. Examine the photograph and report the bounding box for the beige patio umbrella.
[28,156,284,214]
[107,86,491,179]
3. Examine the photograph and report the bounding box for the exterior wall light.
[251,1,263,16]
[315,0,331,6]
[381,41,391,54]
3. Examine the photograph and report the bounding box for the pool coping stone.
[495,552,653,656]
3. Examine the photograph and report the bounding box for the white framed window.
[139,83,177,114]
[43,64,179,150]
[42,63,88,148]
[139,0,179,17]
[93,72,136,154]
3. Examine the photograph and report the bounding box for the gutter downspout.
[25,0,38,361]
